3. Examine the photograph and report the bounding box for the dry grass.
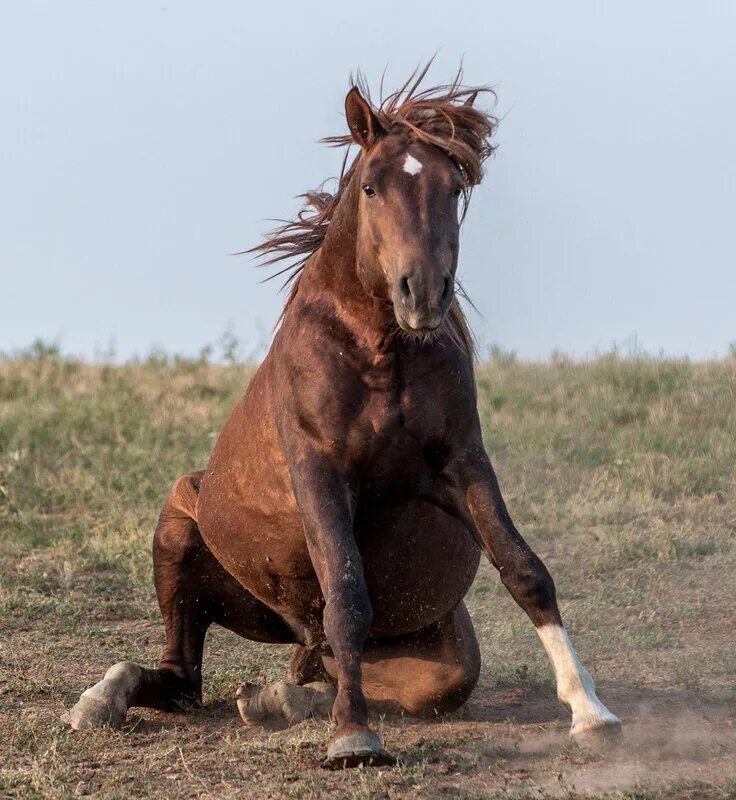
[1,345,735,798]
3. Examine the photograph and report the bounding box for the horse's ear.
[345,87,384,149]
[464,91,478,108]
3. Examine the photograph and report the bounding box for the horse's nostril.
[399,275,411,301]
[442,276,451,301]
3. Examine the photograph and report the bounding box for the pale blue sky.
[2,1,734,360]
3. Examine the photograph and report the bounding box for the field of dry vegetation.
[1,344,735,799]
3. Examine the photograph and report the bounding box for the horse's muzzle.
[393,269,453,335]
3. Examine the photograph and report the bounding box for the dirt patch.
[3,677,736,798]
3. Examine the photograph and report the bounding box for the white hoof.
[571,707,622,741]
[62,693,126,730]
[236,680,335,728]
[62,662,142,731]
[536,625,622,744]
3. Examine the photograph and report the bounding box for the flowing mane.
[246,64,498,356]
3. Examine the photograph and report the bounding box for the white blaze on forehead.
[403,153,423,176]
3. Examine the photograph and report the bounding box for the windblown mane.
[246,64,498,357]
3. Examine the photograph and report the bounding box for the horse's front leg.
[289,450,394,769]
[455,445,621,740]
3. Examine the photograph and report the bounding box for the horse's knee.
[503,552,560,625]
[414,603,481,715]
[446,654,481,710]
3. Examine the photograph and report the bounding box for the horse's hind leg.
[64,471,294,729]
[237,604,479,735]
[63,472,211,729]
[233,646,336,729]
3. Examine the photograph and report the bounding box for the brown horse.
[64,69,620,768]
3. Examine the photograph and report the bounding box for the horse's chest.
[360,385,450,486]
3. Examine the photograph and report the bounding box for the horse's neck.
[300,176,361,300]
[297,177,394,349]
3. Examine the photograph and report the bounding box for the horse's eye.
[362,184,376,198]
[452,186,463,198]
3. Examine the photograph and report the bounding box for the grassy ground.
[1,346,735,799]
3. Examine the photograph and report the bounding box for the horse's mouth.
[394,311,445,338]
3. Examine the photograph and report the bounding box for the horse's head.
[345,88,466,336]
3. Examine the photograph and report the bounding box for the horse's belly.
[199,474,478,642]
[359,501,480,638]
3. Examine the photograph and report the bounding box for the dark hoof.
[321,731,396,770]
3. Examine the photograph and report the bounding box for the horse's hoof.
[321,730,396,770]
[62,694,125,730]
[236,682,265,727]
[571,712,622,745]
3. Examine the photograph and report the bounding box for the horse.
[64,68,621,768]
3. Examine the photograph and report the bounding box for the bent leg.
[239,604,479,732]
[64,471,294,730]
[62,661,192,730]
